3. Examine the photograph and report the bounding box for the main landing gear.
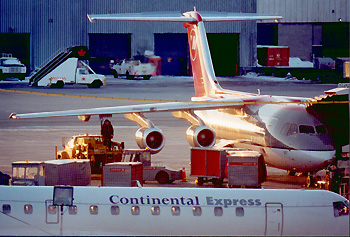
[287,170,323,188]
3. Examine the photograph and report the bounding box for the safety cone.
[181,167,187,182]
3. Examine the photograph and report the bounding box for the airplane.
[0,185,349,236]
[9,10,337,179]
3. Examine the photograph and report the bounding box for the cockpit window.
[282,123,328,136]
[333,201,349,217]
[315,125,327,133]
[280,123,290,135]
[287,124,298,136]
[299,125,315,134]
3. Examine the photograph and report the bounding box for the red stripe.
[229,162,257,166]
[110,168,125,172]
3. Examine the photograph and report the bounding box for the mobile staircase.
[29,46,90,87]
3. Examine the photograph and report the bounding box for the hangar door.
[89,34,131,75]
[322,22,350,58]
[0,33,30,73]
[207,33,239,76]
[257,24,278,46]
[154,33,239,76]
[154,34,188,76]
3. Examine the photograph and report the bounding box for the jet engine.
[78,115,91,122]
[135,127,165,154]
[186,125,216,148]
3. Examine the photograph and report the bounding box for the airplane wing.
[9,100,244,119]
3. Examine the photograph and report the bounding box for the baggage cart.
[103,162,143,187]
[190,148,227,186]
[226,150,266,188]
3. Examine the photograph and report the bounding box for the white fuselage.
[194,102,335,173]
[0,186,348,236]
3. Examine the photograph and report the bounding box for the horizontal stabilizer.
[88,11,282,23]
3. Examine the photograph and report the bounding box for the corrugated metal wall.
[0,0,257,71]
[258,0,350,22]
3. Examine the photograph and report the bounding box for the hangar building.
[0,0,258,76]
[1,0,349,76]
[257,0,350,62]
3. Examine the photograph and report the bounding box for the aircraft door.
[265,203,283,236]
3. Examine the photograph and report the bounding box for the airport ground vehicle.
[28,46,105,88]
[30,58,105,88]
[56,134,124,174]
[191,148,266,187]
[0,53,27,81]
[255,56,350,83]
[122,149,183,184]
[111,59,156,79]
[11,159,91,186]
[57,134,182,183]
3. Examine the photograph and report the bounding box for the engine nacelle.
[186,125,216,148]
[78,115,91,122]
[135,127,165,154]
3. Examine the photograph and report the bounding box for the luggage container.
[226,150,266,188]
[75,159,92,186]
[190,148,227,186]
[103,162,143,187]
[257,46,289,67]
[12,159,92,186]
[44,159,77,186]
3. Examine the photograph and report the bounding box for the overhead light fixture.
[53,185,73,206]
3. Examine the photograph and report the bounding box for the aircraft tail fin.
[87,10,282,98]
[183,11,222,98]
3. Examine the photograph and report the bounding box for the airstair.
[29,46,90,86]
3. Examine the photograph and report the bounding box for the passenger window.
[235,207,244,217]
[2,204,11,214]
[24,204,33,214]
[69,205,77,215]
[171,206,180,216]
[214,206,223,216]
[193,206,202,216]
[333,201,349,217]
[287,124,298,136]
[131,206,140,215]
[48,205,57,215]
[315,125,327,133]
[151,206,160,216]
[111,206,120,215]
[299,125,315,134]
[90,205,98,215]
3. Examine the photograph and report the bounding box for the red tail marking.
[185,22,206,97]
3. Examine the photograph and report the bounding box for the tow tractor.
[121,149,183,184]
[11,159,91,186]
[56,134,182,183]
[56,134,124,174]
